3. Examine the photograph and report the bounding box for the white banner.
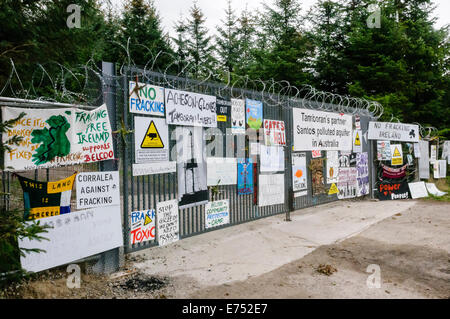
[292,108,353,151]
[19,205,123,273]
[76,171,120,209]
[258,174,285,207]
[206,157,237,186]
[368,122,419,142]
[165,88,217,127]
[129,81,165,116]
[205,200,230,229]
[134,116,169,163]
[132,162,176,176]
[156,199,179,246]
[231,98,245,134]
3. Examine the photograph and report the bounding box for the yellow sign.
[392,147,401,157]
[141,121,164,148]
[47,173,76,193]
[391,145,403,165]
[354,132,361,146]
[328,183,339,195]
[144,214,152,226]
[217,115,227,122]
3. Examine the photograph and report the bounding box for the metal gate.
[119,66,376,253]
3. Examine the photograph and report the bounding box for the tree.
[172,14,190,75]
[216,0,240,77]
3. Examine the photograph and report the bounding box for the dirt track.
[2,199,449,299]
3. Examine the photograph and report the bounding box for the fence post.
[90,61,124,274]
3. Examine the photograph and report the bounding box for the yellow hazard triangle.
[354,132,361,146]
[141,121,164,148]
[144,214,152,226]
[328,183,339,195]
[393,146,401,157]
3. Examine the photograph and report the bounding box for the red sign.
[263,119,286,146]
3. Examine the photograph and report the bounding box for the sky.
[106,0,450,37]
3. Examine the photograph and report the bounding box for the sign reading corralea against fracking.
[2,104,114,171]
[164,88,217,127]
[128,81,165,116]
[368,122,419,142]
[292,108,353,151]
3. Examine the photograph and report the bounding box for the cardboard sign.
[76,171,120,209]
[165,88,217,127]
[2,105,114,171]
[258,174,285,207]
[263,119,286,146]
[368,122,419,142]
[17,173,76,220]
[260,145,284,172]
[378,181,410,200]
[129,209,156,245]
[134,116,169,163]
[408,182,428,199]
[237,158,253,195]
[246,99,263,130]
[19,205,123,273]
[132,162,176,176]
[156,199,179,246]
[216,97,231,122]
[390,144,403,166]
[292,108,352,151]
[129,81,165,116]
[206,157,237,186]
[292,152,307,192]
[205,200,230,229]
[231,98,245,134]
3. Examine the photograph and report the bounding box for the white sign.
[260,145,285,172]
[292,108,353,151]
[418,140,430,179]
[425,183,447,197]
[263,119,286,146]
[326,150,339,183]
[129,81,165,116]
[337,167,358,199]
[129,209,156,245]
[368,122,419,142]
[76,171,120,209]
[134,116,169,163]
[132,162,176,176]
[249,142,260,155]
[206,157,237,186]
[430,145,437,162]
[156,199,179,246]
[438,160,447,178]
[231,98,245,134]
[258,174,285,207]
[205,200,230,229]
[292,152,307,191]
[408,182,428,199]
[413,143,421,158]
[165,88,217,127]
[442,141,450,164]
[19,205,123,273]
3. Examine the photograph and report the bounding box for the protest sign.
[356,152,369,197]
[205,200,230,229]
[216,97,231,122]
[206,157,237,186]
[17,173,76,220]
[246,99,263,130]
[231,98,245,134]
[19,205,123,273]
[76,171,120,209]
[326,150,339,184]
[339,151,350,167]
[129,81,165,116]
[260,145,284,172]
[263,119,286,146]
[438,160,447,178]
[132,162,176,176]
[129,209,156,245]
[156,199,179,246]
[368,122,419,142]
[311,158,326,195]
[292,108,352,151]
[237,158,253,195]
[292,152,308,192]
[165,88,217,127]
[353,130,362,153]
[430,145,437,162]
[377,140,391,161]
[418,140,430,179]
[390,144,403,166]
[175,126,208,209]
[408,182,428,199]
[378,181,409,200]
[382,164,407,179]
[258,174,285,206]
[134,116,169,163]
[2,105,114,171]
[337,167,357,199]
[312,150,322,158]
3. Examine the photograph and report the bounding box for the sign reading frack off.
[134,116,169,163]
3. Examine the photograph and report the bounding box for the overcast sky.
[109,0,450,37]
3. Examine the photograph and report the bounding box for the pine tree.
[216,0,239,77]
[234,5,257,76]
[172,14,189,75]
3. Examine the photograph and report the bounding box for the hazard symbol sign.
[134,116,169,163]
